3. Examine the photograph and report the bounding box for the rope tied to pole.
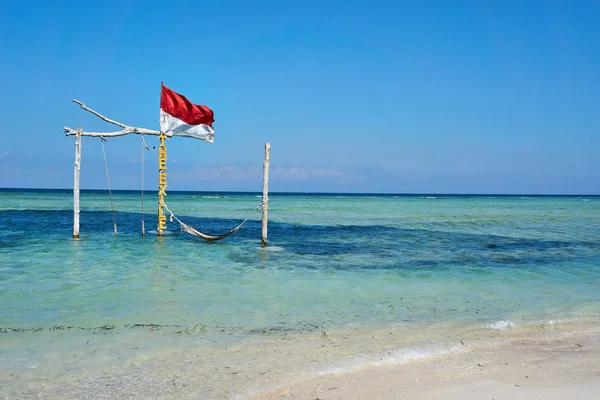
[141,134,149,236]
[100,136,117,236]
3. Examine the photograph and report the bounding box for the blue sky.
[0,0,598,194]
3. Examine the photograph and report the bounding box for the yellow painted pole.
[157,134,168,235]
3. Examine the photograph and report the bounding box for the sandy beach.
[6,321,598,399]
[253,326,600,400]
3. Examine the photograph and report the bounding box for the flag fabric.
[160,83,215,143]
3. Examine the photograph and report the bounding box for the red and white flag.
[160,83,215,143]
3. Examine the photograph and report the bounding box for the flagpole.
[157,82,167,236]
[157,133,167,235]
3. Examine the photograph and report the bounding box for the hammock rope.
[100,137,117,235]
[163,203,261,241]
[140,135,149,236]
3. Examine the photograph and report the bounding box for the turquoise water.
[1,189,600,397]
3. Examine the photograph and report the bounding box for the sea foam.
[485,320,517,330]
[316,345,462,376]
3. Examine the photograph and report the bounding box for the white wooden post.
[261,142,270,247]
[73,126,82,238]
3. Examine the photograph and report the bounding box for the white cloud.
[310,169,345,178]
[170,163,352,183]
[272,166,309,181]
[171,165,262,182]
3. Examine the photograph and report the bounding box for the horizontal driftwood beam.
[64,126,167,137]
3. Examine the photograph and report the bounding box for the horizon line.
[1,187,599,197]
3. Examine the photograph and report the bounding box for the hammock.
[163,203,261,241]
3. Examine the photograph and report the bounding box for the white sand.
[252,329,600,400]
[3,323,599,399]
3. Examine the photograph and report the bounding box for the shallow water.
[1,189,599,398]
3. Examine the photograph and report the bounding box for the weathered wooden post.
[261,142,270,247]
[141,136,146,237]
[73,126,82,238]
[157,134,168,236]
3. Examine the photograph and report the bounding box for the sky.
[0,0,598,194]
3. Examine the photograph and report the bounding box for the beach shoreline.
[3,321,599,399]
[251,325,600,400]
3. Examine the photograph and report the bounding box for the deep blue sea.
[1,189,599,398]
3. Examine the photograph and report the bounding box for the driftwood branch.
[68,99,163,137]
[64,126,168,137]
[73,99,127,129]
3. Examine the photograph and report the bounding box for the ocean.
[1,189,599,398]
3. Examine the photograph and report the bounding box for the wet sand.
[253,326,600,400]
[3,322,599,399]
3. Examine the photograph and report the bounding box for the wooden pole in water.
[141,135,145,237]
[156,82,167,236]
[157,134,168,235]
[261,142,270,247]
[73,126,82,238]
